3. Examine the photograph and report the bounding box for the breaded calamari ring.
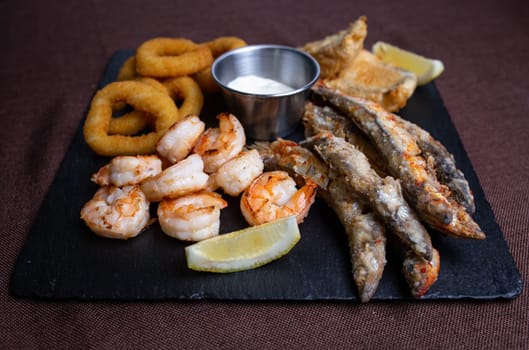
[108,77,169,135]
[135,38,213,78]
[193,37,247,93]
[116,56,138,81]
[203,36,248,57]
[111,76,204,136]
[83,81,179,156]
[162,76,204,118]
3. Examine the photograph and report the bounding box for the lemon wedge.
[185,216,300,273]
[372,41,444,85]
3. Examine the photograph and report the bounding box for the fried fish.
[301,16,367,79]
[312,83,485,240]
[394,117,475,214]
[303,102,388,176]
[301,16,417,112]
[252,138,386,302]
[325,49,418,112]
[304,133,434,261]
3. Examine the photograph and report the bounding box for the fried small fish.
[252,139,386,302]
[402,248,441,298]
[394,117,475,214]
[326,172,386,302]
[303,102,388,176]
[312,83,485,240]
[303,105,441,298]
[305,133,434,261]
[303,101,475,214]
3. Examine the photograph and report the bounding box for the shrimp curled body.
[140,154,209,202]
[208,149,264,196]
[156,115,205,164]
[80,185,150,240]
[158,191,227,241]
[91,155,162,187]
[193,113,246,173]
[240,170,317,226]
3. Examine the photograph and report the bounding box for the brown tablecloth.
[1,0,527,348]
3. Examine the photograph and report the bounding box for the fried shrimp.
[91,155,162,187]
[240,170,317,226]
[157,191,227,241]
[156,115,205,164]
[208,149,264,196]
[140,154,209,202]
[193,113,246,173]
[80,185,150,240]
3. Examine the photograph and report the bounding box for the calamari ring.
[162,76,204,118]
[203,36,248,57]
[108,77,170,135]
[193,37,247,93]
[116,56,138,81]
[83,81,179,156]
[109,76,204,136]
[135,38,213,78]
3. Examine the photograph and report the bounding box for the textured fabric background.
[1,0,528,348]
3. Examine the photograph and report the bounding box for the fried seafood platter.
[10,20,522,303]
[58,32,493,297]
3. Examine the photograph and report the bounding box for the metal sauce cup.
[211,45,320,140]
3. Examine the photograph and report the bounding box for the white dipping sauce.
[227,74,294,94]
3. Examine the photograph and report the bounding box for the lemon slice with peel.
[185,216,300,273]
[372,41,445,85]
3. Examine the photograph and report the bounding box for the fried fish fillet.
[301,16,417,112]
[301,16,367,79]
[325,50,418,112]
[303,102,388,176]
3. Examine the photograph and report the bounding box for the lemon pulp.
[185,216,300,273]
[372,41,444,85]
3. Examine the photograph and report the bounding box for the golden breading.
[325,50,417,112]
[301,16,367,79]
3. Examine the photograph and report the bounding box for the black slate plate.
[10,50,522,301]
